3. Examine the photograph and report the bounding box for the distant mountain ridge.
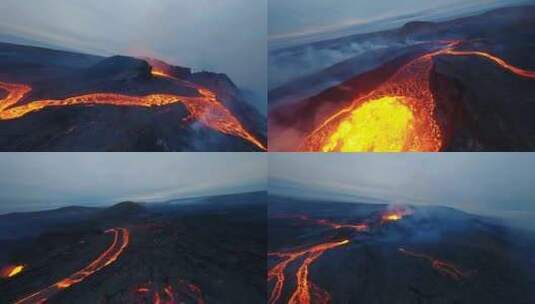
[0,192,267,240]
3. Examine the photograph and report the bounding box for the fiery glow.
[15,228,129,304]
[269,207,417,303]
[381,207,413,223]
[0,264,24,278]
[268,239,349,304]
[399,248,470,280]
[292,214,369,232]
[321,96,415,152]
[151,67,174,79]
[0,77,266,150]
[134,280,205,304]
[302,40,535,152]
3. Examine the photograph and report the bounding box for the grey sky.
[269,0,528,40]
[270,153,535,221]
[0,153,266,214]
[0,0,266,112]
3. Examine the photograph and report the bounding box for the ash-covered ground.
[0,192,266,304]
[268,195,535,304]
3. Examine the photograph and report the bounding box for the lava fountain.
[15,227,129,304]
[302,40,535,152]
[268,239,349,304]
[381,206,413,224]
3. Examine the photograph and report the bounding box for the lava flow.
[268,239,349,304]
[287,214,369,232]
[0,70,266,150]
[14,227,129,304]
[399,248,470,280]
[134,280,205,304]
[303,40,535,152]
[0,264,24,279]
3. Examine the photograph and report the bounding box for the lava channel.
[287,214,369,232]
[0,71,265,150]
[303,40,535,152]
[14,227,130,304]
[399,248,470,280]
[268,239,349,304]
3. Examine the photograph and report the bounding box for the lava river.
[268,239,350,304]
[302,40,535,152]
[0,69,266,150]
[267,207,470,304]
[14,227,130,304]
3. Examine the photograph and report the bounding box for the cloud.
[0,0,266,110]
[0,153,266,213]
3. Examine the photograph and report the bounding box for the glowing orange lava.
[268,239,349,304]
[0,264,24,278]
[269,207,418,303]
[15,227,129,304]
[399,248,470,280]
[134,280,205,304]
[0,72,265,150]
[381,207,413,224]
[302,40,535,152]
[293,214,369,232]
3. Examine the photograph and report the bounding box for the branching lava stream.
[268,240,350,304]
[268,207,452,303]
[303,40,535,152]
[399,248,470,280]
[0,68,265,150]
[14,227,129,304]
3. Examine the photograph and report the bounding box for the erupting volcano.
[268,195,535,303]
[14,227,129,304]
[381,206,413,223]
[302,40,535,152]
[268,205,419,303]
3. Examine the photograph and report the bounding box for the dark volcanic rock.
[0,42,265,151]
[85,56,151,80]
[0,192,267,304]
[269,196,535,304]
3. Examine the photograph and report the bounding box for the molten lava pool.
[300,40,535,152]
[321,96,416,152]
